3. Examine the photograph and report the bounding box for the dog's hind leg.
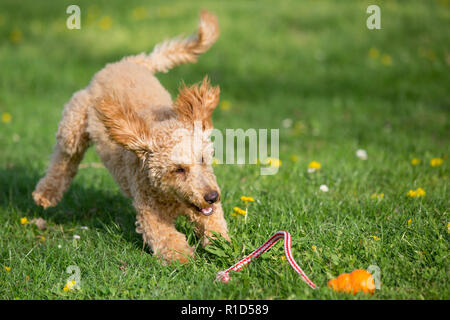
[33,89,91,209]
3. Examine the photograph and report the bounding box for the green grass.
[0,0,449,299]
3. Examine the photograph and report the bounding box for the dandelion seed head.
[356,149,368,160]
[282,118,293,128]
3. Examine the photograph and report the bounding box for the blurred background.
[0,0,448,166]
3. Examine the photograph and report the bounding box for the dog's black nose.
[204,191,219,204]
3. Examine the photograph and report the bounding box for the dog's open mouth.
[192,204,214,216]
[200,206,214,216]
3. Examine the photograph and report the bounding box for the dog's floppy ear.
[174,75,220,129]
[95,96,153,159]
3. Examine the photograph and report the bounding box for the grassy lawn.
[0,0,449,299]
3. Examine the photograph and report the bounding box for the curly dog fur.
[32,10,230,264]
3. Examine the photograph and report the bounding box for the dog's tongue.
[201,207,214,216]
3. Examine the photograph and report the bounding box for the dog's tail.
[125,10,219,74]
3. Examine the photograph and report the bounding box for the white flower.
[307,168,316,173]
[356,149,368,160]
[73,234,81,240]
[80,226,89,230]
[57,244,62,249]
[282,118,293,128]
[319,184,329,192]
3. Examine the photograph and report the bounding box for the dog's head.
[96,76,221,216]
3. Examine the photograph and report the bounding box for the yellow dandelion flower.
[407,188,425,198]
[230,212,237,217]
[407,189,417,197]
[371,235,381,241]
[281,256,286,262]
[10,29,22,44]
[265,158,282,168]
[219,100,231,111]
[415,188,425,197]
[211,158,220,165]
[408,218,412,226]
[308,161,321,169]
[447,222,450,233]
[370,193,384,200]
[63,280,76,292]
[368,47,380,59]
[240,196,254,203]
[2,112,12,123]
[430,158,443,167]
[290,155,298,162]
[158,6,171,18]
[131,6,148,21]
[40,236,46,242]
[308,161,321,172]
[381,54,393,66]
[233,206,246,216]
[4,266,11,272]
[312,245,317,251]
[98,16,112,30]
[20,217,29,225]
[411,158,420,166]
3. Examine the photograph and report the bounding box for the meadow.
[0,0,448,299]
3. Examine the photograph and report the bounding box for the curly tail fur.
[125,10,219,74]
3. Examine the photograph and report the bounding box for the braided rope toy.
[215,230,317,289]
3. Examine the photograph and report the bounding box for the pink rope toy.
[215,230,317,289]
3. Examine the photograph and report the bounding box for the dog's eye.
[175,167,185,173]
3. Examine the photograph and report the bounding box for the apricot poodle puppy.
[32,10,230,263]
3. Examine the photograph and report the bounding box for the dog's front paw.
[157,243,195,265]
[156,239,194,264]
[202,230,230,247]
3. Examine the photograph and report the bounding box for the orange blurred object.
[328,269,375,295]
